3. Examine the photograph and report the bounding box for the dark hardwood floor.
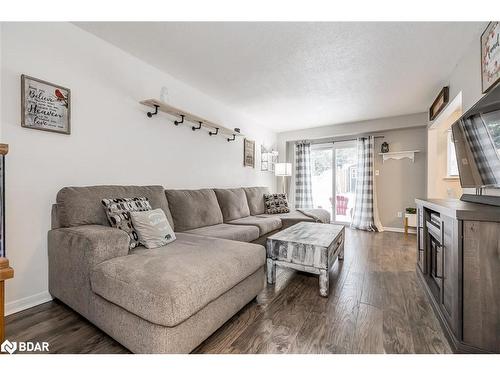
[5,228,452,354]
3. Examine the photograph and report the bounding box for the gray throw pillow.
[130,209,176,249]
[264,193,290,214]
[101,197,152,249]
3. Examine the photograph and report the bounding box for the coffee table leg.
[266,258,276,284]
[319,269,329,297]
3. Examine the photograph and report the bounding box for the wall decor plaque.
[244,138,255,168]
[429,86,449,121]
[21,75,71,135]
[481,22,500,93]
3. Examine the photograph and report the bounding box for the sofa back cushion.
[214,188,251,222]
[165,189,223,231]
[56,185,174,230]
[243,186,270,215]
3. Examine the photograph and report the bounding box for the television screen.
[451,85,500,188]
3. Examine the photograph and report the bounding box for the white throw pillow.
[130,209,176,249]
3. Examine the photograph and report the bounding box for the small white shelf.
[379,150,420,163]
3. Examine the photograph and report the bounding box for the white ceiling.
[75,22,485,133]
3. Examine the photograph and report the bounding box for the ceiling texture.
[76,22,485,133]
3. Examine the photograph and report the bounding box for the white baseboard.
[5,290,53,316]
[383,226,416,234]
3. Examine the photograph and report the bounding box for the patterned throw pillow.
[101,197,152,249]
[130,209,176,249]
[264,193,290,214]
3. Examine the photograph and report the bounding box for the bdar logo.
[1,339,17,354]
[1,339,49,354]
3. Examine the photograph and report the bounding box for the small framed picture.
[481,22,500,93]
[429,86,449,121]
[244,138,255,168]
[21,74,71,135]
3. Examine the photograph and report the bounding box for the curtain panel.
[294,141,313,209]
[351,136,382,231]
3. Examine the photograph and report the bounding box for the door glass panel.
[334,144,357,223]
[310,146,333,221]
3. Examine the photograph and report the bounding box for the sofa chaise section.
[91,233,265,327]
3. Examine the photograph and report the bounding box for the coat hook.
[209,127,219,136]
[192,121,202,131]
[174,114,185,126]
[147,105,159,118]
[227,134,236,142]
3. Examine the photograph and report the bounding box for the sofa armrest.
[48,225,130,316]
[49,225,130,266]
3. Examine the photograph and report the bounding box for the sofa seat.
[90,233,265,327]
[227,215,282,236]
[184,223,259,242]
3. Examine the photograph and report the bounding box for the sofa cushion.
[227,215,282,236]
[165,189,223,232]
[130,209,176,249]
[214,188,250,221]
[90,233,266,327]
[57,185,174,230]
[264,193,290,214]
[184,223,259,242]
[102,197,153,249]
[243,186,270,215]
[257,210,316,229]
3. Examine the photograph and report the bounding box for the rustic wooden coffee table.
[266,222,345,297]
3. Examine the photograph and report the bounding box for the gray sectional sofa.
[48,185,329,353]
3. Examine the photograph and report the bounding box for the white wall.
[1,22,277,313]
[427,99,463,200]
[448,28,486,115]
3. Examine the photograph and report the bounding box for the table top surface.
[267,222,345,248]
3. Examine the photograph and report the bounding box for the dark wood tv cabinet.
[415,198,500,353]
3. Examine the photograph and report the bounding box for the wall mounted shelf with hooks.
[140,99,244,141]
[379,150,420,163]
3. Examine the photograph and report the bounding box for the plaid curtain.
[351,136,379,231]
[295,141,313,209]
[462,115,500,186]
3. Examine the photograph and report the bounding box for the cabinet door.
[440,214,459,334]
[463,221,500,352]
[416,205,425,273]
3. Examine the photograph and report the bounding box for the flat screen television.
[451,84,500,201]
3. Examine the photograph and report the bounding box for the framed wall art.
[21,74,71,135]
[429,86,449,121]
[481,22,500,94]
[243,138,255,168]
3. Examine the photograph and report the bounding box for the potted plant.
[404,207,417,230]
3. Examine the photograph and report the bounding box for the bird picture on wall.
[21,74,71,135]
[55,88,69,108]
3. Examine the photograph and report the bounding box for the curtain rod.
[310,135,385,145]
[332,135,385,143]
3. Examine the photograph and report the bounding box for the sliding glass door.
[310,144,333,219]
[311,141,357,223]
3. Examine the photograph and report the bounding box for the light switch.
[375,170,380,176]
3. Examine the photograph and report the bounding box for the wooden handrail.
[0,257,14,343]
